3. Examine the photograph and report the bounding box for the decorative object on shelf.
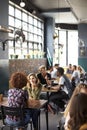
[53,32,58,39]
[15,28,25,43]
[20,0,25,7]
[0,25,13,33]
[0,27,25,51]
[14,55,19,59]
[79,38,86,56]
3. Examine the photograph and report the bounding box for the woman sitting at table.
[23,73,42,100]
[7,72,30,130]
[23,73,42,129]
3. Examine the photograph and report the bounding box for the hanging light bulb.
[20,0,25,7]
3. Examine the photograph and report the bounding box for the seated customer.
[7,72,30,130]
[67,93,87,130]
[23,73,42,100]
[23,73,42,130]
[48,67,73,112]
[37,65,51,99]
[59,83,87,130]
[37,65,51,85]
[66,64,73,74]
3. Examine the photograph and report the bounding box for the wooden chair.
[0,105,32,130]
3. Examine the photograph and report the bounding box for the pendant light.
[20,0,25,7]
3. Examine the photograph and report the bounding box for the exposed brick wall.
[9,58,47,76]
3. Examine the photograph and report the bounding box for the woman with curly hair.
[7,72,30,130]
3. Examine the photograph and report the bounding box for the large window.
[53,29,78,66]
[8,1,44,59]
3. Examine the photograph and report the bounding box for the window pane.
[38,21,41,28]
[22,12,27,22]
[15,8,21,19]
[29,33,33,41]
[22,42,27,48]
[22,22,27,31]
[34,35,37,42]
[29,24,33,33]
[34,18,37,26]
[29,15,33,24]
[15,19,21,28]
[23,31,27,40]
[22,49,27,54]
[9,5,14,16]
[15,49,21,55]
[29,43,33,49]
[68,31,78,65]
[9,48,14,55]
[9,16,14,26]
[34,43,38,49]
[34,26,37,34]
[59,31,66,66]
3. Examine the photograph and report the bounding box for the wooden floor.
[0,110,63,130]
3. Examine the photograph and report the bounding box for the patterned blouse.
[7,88,28,121]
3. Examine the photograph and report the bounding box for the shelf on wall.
[0,25,13,33]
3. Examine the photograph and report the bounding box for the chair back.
[0,105,24,125]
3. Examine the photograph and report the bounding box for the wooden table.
[42,86,58,101]
[0,97,48,130]
[42,86,58,130]
[0,97,47,108]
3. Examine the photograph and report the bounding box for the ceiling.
[11,0,87,25]
[27,0,87,24]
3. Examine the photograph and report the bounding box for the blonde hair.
[38,65,46,71]
[27,73,40,88]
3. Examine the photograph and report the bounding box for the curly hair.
[9,72,28,89]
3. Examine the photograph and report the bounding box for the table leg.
[45,103,49,130]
